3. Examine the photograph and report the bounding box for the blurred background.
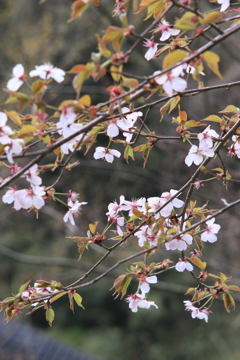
[1,0,240,359]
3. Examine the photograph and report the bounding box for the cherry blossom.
[18,186,46,210]
[67,190,79,202]
[106,195,125,216]
[201,217,221,243]
[2,187,23,210]
[121,197,146,217]
[139,275,158,296]
[156,21,180,41]
[185,144,214,167]
[0,112,14,137]
[175,258,194,272]
[154,66,187,97]
[107,214,124,236]
[125,293,158,313]
[218,0,230,12]
[63,200,87,226]
[165,233,193,251]
[143,39,158,61]
[23,164,42,186]
[135,225,160,248]
[198,126,219,148]
[0,137,24,163]
[7,64,26,92]
[60,123,84,154]
[93,147,121,163]
[107,119,120,138]
[56,107,76,133]
[161,189,184,211]
[29,63,65,83]
[147,196,170,217]
[183,300,209,322]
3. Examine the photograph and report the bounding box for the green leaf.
[223,292,235,313]
[50,291,67,304]
[159,96,180,121]
[111,274,132,299]
[73,293,85,309]
[46,307,55,327]
[4,110,22,126]
[200,11,222,25]
[203,115,223,123]
[202,51,223,79]
[188,257,206,270]
[219,105,239,114]
[124,146,135,162]
[18,280,31,294]
[162,50,188,70]
[89,222,98,235]
[174,12,199,30]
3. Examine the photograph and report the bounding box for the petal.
[172,77,187,92]
[105,153,114,163]
[12,64,24,77]
[109,149,121,158]
[175,261,186,272]
[7,78,24,92]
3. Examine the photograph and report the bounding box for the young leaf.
[111,274,132,299]
[188,257,207,270]
[46,307,55,327]
[202,51,223,79]
[223,292,235,313]
[162,50,188,70]
[73,293,85,309]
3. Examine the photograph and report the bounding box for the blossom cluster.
[184,300,210,322]
[21,282,58,306]
[185,126,219,167]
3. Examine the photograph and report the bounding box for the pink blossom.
[23,164,42,186]
[143,39,158,61]
[148,196,175,218]
[154,66,187,97]
[135,225,160,248]
[56,107,76,133]
[201,217,221,243]
[60,123,84,154]
[29,63,65,83]
[106,195,125,216]
[198,126,219,148]
[121,197,146,216]
[18,186,45,210]
[63,200,87,226]
[161,189,184,210]
[0,112,14,137]
[218,0,230,12]
[107,214,124,236]
[125,293,158,313]
[175,258,193,272]
[156,21,180,41]
[2,187,23,210]
[67,190,79,202]
[107,120,119,138]
[185,144,214,167]
[93,147,121,163]
[165,233,193,251]
[7,64,26,92]
[191,307,209,322]
[139,275,158,296]
[184,300,209,322]
[0,137,24,163]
